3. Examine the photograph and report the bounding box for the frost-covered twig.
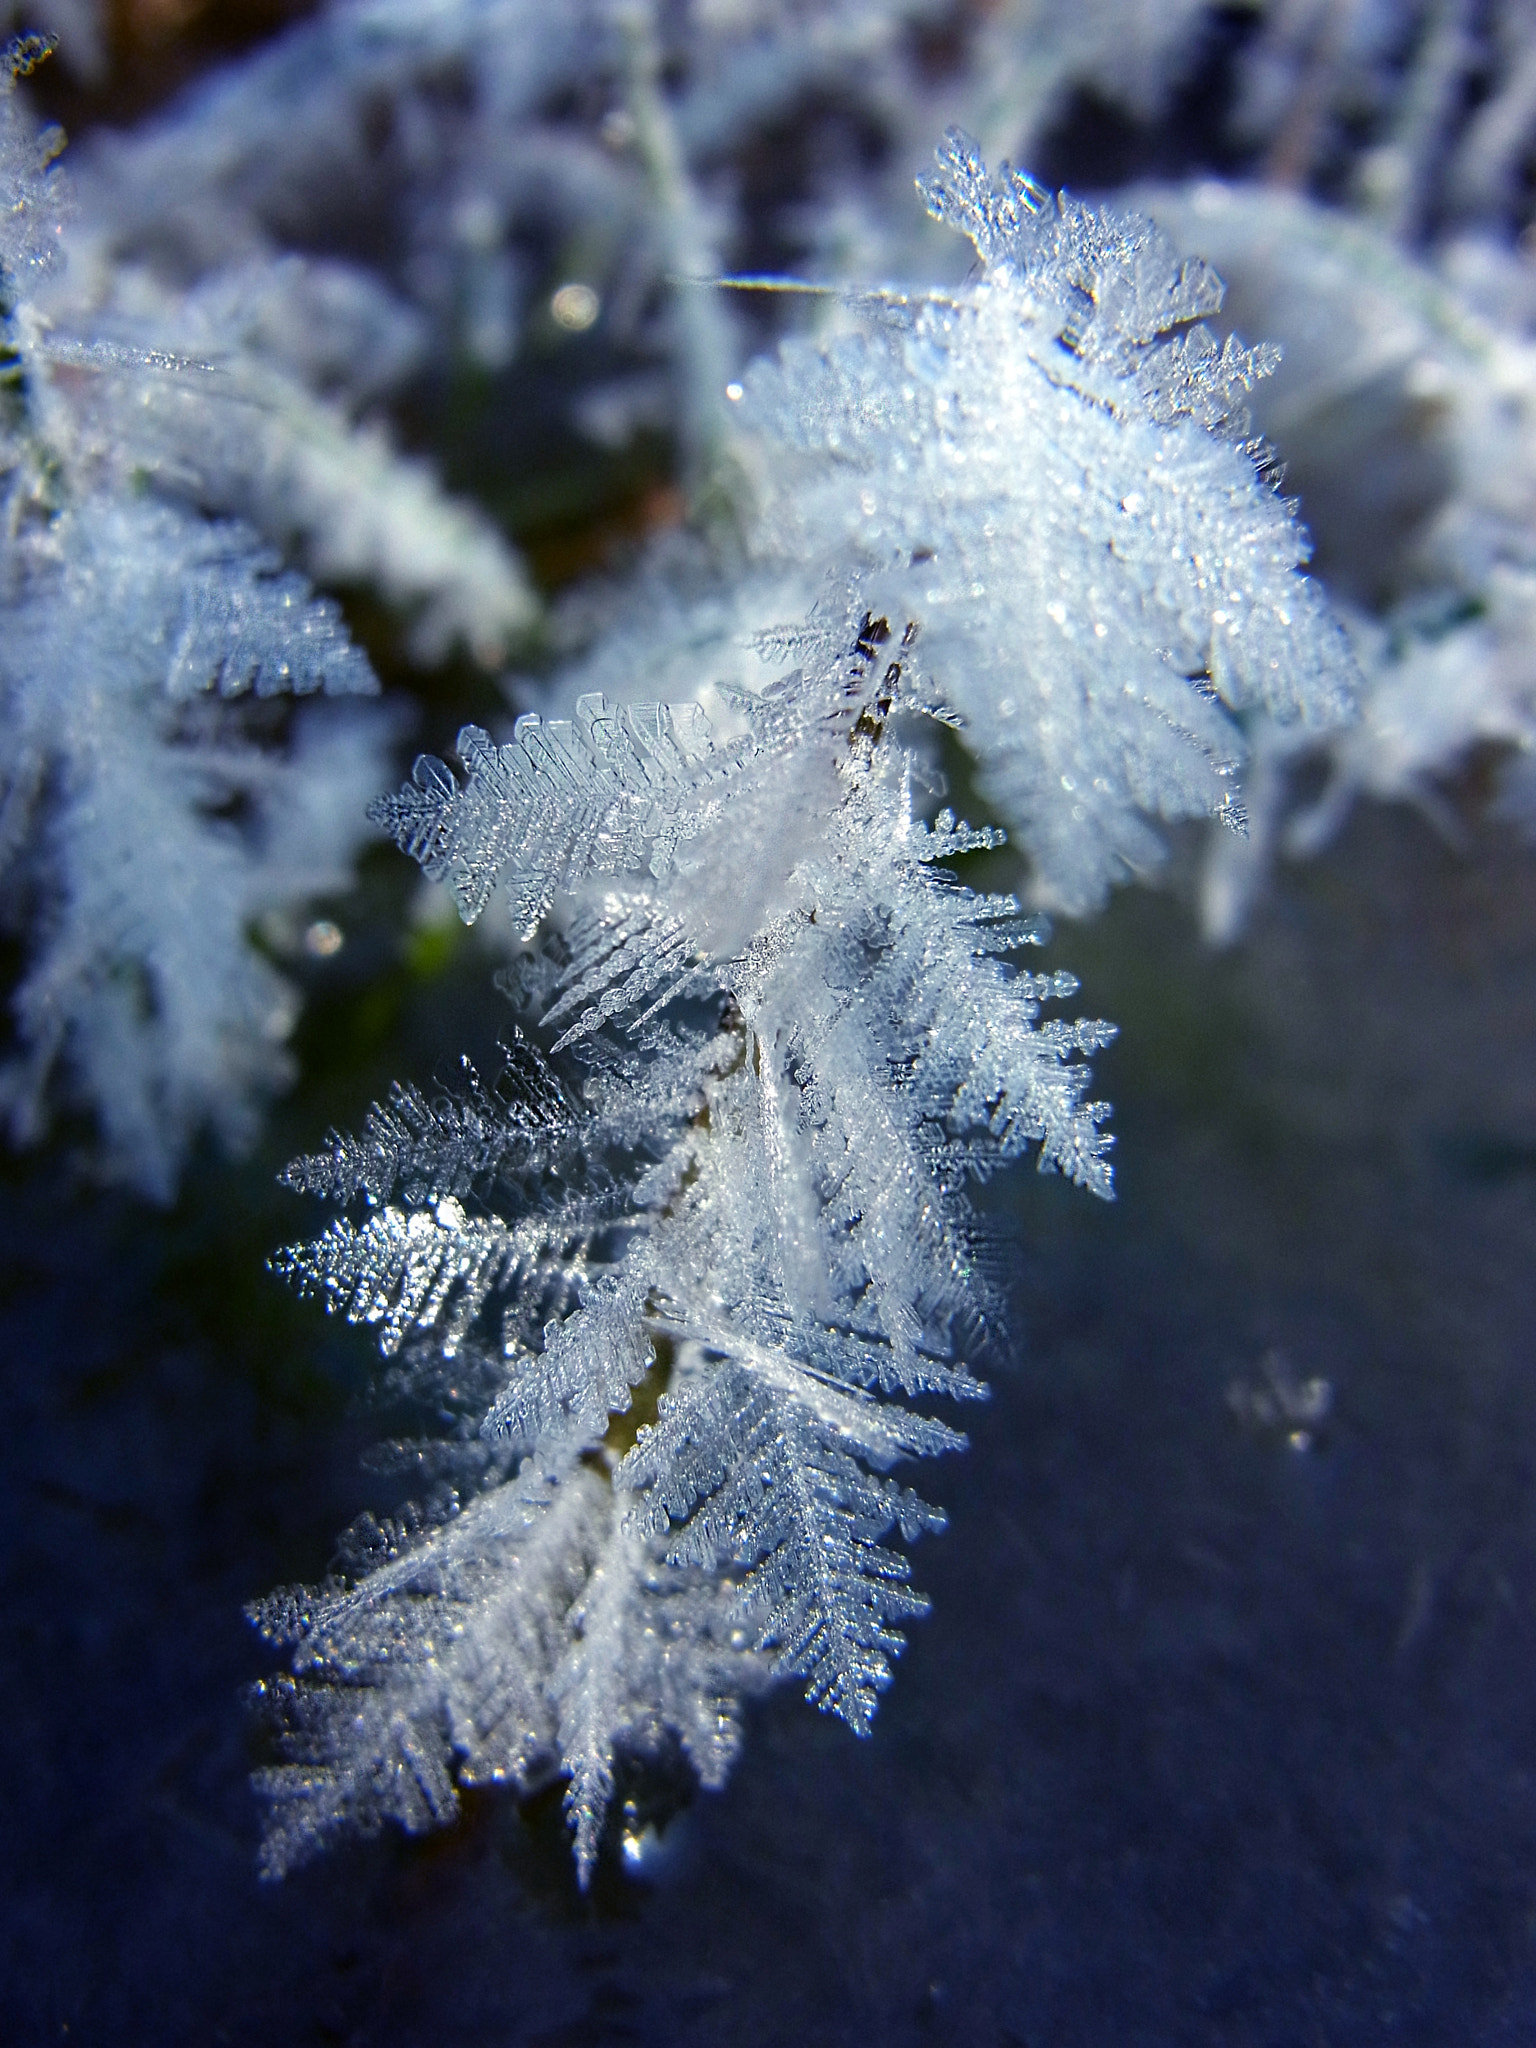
[0,40,392,1196]
[254,140,1346,1884]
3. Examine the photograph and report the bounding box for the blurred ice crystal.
[1140,182,1536,937]
[0,42,392,1196]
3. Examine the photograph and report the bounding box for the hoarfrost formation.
[256,140,1346,1881]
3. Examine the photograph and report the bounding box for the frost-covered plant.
[257,608,1115,1884]
[252,139,1347,1883]
[0,39,391,1196]
[1137,181,1536,938]
[46,104,535,666]
[25,1,1246,491]
[546,133,1355,914]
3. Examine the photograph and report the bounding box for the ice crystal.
[743,133,1356,912]
[0,43,391,1194]
[257,606,1116,1883]
[540,135,1355,913]
[370,695,747,938]
[1138,182,1536,937]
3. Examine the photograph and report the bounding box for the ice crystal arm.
[553,1513,640,1883]
[533,629,1119,1204]
[251,1468,610,1877]
[480,1281,654,1449]
[81,500,376,702]
[620,1356,946,1734]
[371,696,741,935]
[252,1458,764,1883]
[272,1196,602,1361]
[280,1034,578,1207]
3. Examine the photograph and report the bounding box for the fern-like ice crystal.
[257,607,1115,1883]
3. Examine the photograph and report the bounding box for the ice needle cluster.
[553,132,1355,912]
[256,609,1115,1884]
[0,40,390,1195]
[254,136,1346,1881]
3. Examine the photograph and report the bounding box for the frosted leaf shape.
[0,64,390,1195]
[370,695,746,935]
[916,129,1236,384]
[262,604,1114,1880]
[281,1032,578,1207]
